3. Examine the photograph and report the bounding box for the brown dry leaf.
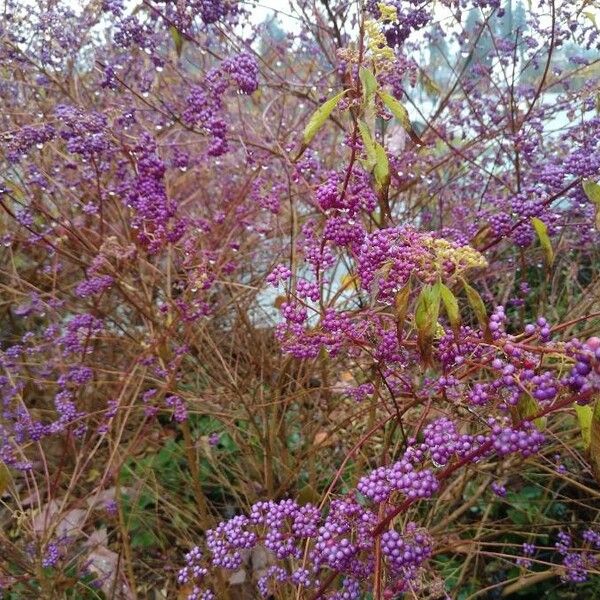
[340,273,359,291]
[331,381,351,394]
[447,536,474,554]
[297,484,320,505]
[329,408,347,424]
[32,501,86,537]
[86,528,135,600]
[178,583,195,600]
[313,431,330,447]
[251,546,269,571]
[273,295,287,309]
[0,461,11,496]
[86,486,130,509]
[229,569,246,585]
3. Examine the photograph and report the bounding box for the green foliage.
[358,119,377,171]
[373,142,390,194]
[515,393,546,430]
[439,282,461,334]
[531,217,554,268]
[415,283,441,362]
[378,90,410,130]
[462,279,490,339]
[120,438,190,549]
[302,90,347,146]
[506,485,544,526]
[576,404,593,448]
[359,66,378,106]
[394,278,412,336]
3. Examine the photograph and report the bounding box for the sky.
[247,0,298,29]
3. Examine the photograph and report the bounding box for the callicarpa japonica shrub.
[1,0,600,598]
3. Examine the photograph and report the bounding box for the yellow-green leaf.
[583,180,600,230]
[170,26,184,58]
[415,284,441,363]
[439,282,460,333]
[373,142,390,192]
[420,69,441,97]
[378,91,410,130]
[590,397,600,483]
[378,91,423,145]
[575,404,593,448]
[470,223,493,251]
[302,90,347,146]
[358,120,377,171]
[394,278,412,337]
[583,11,597,29]
[359,67,378,105]
[531,217,554,268]
[583,180,600,204]
[462,280,490,339]
[515,394,546,431]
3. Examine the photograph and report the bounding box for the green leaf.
[510,485,542,506]
[359,67,378,105]
[394,278,412,338]
[507,508,531,526]
[378,91,423,146]
[575,404,593,448]
[169,26,184,57]
[415,283,441,363]
[302,90,347,146]
[590,397,600,483]
[373,142,390,192]
[132,529,160,549]
[358,120,377,171]
[420,69,441,97]
[583,180,600,203]
[531,217,554,267]
[514,394,546,430]
[462,280,490,340]
[583,180,600,231]
[378,91,410,130]
[138,490,155,510]
[439,283,460,334]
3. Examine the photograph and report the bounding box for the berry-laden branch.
[1,0,599,599]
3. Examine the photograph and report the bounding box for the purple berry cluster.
[555,530,599,583]
[381,522,433,579]
[222,52,259,95]
[2,0,600,598]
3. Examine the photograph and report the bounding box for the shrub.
[0,0,599,598]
